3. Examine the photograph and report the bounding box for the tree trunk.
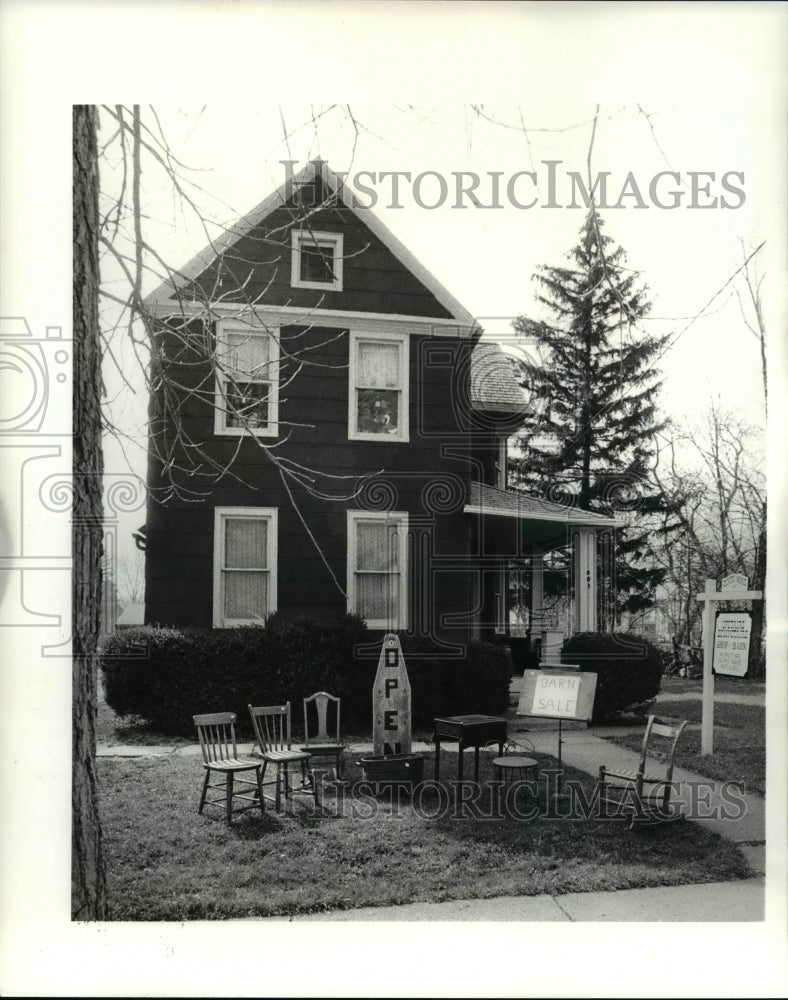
[72,105,107,919]
[749,515,766,679]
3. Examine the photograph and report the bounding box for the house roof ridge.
[144,159,477,328]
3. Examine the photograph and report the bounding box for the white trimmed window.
[347,511,408,630]
[291,230,344,291]
[213,507,277,627]
[349,331,409,442]
[214,321,279,437]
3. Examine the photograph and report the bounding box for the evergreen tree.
[512,210,678,620]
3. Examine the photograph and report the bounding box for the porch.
[463,481,619,659]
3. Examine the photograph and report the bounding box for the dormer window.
[291,230,343,291]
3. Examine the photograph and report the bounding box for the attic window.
[291,230,343,291]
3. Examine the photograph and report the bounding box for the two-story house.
[142,161,616,653]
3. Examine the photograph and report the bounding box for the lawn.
[99,750,751,921]
[660,676,765,697]
[601,697,766,795]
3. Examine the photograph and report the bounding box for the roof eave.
[463,503,620,528]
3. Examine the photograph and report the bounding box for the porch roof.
[464,481,619,530]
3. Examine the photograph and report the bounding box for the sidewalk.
[268,877,765,922]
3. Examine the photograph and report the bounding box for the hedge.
[100,614,512,736]
[560,631,663,721]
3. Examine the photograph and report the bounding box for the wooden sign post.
[516,663,598,797]
[372,633,412,757]
[697,576,762,755]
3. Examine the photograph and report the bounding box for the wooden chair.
[598,715,688,824]
[248,703,319,812]
[300,691,346,780]
[193,712,264,824]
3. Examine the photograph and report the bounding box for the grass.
[660,676,765,697]
[602,698,765,795]
[99,750,752,921]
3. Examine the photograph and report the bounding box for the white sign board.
[531,672,581,718]
[721,573,748,592]
[713,612,752,677]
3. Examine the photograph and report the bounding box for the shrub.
[560,631,663,722]
[100,617,512,736]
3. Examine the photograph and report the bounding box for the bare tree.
[73,104,107,919]
[117,557,145,605]
[735,238,767,411]
[74,105,371,914]
[651,402,766,673]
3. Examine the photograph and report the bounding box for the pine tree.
[512,210,677,620]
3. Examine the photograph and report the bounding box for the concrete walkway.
[270,877,765,922]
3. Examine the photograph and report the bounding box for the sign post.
[516,663,598,797]
[696,576,762,755]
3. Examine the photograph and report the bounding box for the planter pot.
[358,752,426,794]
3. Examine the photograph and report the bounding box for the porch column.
[572,528,597,632]
[530,545,544,630]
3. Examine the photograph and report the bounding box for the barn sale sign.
[532,672,581,717]
[517,667,598,722]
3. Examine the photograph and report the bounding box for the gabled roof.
[144,160,476,327]
[465,481,619,528]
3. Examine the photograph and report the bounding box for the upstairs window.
[213,507,277,627]
[347,511,408,630]
[214,321,279,437]
[349,332,409,442]
[291,230,343,291]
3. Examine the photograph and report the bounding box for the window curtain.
[223,517,269,619]
[355,520,399,621]
[225,331,271,377]
[357,341,400,388]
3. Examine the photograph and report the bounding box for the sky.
[1,2,786,996]
[99,95,775,576]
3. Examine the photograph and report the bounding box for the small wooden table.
[492,755,538,793]
[433,714,507,783]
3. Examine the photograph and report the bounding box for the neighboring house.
[115,602,145,628]
[142,161,616,649]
